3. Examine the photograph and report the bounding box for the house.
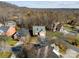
[60,26,77,35]
[0,26,16,36]
[5,21,16,27]
[53,22,60,32]
[0,30,4,35]
[33,26,46,37]
[5,26,16,37]
[0,23,4,27]
[13,28,30,41]
[60,26,70,35]
[0,26,9,35]
[51,43,60,57]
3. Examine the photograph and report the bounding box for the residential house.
[0,26,16,36]
[60,26,77,35]
[13,28,30,42]
[5,26,16,37]
[53,22,60,32]
[33,26,46,37]
[51,43,61,57]
[0,26,9,35]
[60,26,70,35]
[5,21,16,27]
[0,23,4,27]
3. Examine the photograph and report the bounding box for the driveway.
[59,36,79,52]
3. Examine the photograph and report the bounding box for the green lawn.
[6,37,17,46]
[0,35,18,46]
[63,24,75,32]
[64,24,73,27]
[0,36,17,58]
[46,31,63,39]
[0,51,12,58]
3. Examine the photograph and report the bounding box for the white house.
[51,43,60,57]
[5,21,16,27]
[0,26,9,35]
[60,26,77,36]
[60,26,70,35]
[0,30,4,35]
[33,26,46,37]
[0,23,4,27]
[53,22,60,32]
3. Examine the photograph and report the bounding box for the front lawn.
[63,24,75,32]
[0,51,12,58]
[46,31,63,39]
[6,38,17,46]
[0,36,18,46]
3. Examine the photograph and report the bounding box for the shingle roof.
[16,28,29,37]
[0,26,9,32]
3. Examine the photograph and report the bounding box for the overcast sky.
[6,1,79,8]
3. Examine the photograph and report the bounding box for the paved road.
[59,36,79,52]
[50,51,59,58]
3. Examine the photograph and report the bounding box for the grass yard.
[46,31,63,39]
[64,24,73,28]
[63,24,75,32]
[25,36,38,44]
[5,37,18,46]
[0,36,18,46]
[0,51,12,58]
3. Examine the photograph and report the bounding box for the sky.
[6,1,79,8]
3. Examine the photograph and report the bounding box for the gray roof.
[0,26,9,32]
[16,28,29,37]
[5,21,16,25]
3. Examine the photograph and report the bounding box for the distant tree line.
[0,8,79,31]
